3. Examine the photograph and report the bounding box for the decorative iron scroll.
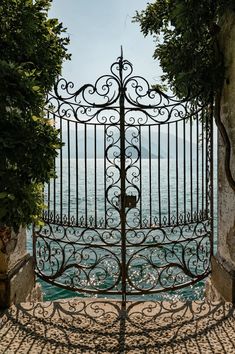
[34,221,211,295]
[47,56,207,126]
[33,53,214,299]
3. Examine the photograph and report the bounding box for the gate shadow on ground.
[0,299,235,353]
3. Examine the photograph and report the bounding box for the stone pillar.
[0,226,42,309]
[209,11,235,303]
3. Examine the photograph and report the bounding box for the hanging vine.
[134,0,234,100]
[135,0,235,190]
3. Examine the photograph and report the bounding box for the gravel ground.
[0,299,235,353]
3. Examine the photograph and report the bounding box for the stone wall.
[210,10,235,302]
[0,227,42,309]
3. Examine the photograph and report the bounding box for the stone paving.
[0,299,235,353]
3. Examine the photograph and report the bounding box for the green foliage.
[134,0,234,101]
[0,0,70,230]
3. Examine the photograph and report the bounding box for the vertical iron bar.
[119,57,127,305]
[53,164,56,223]
[202,110,205,215]
[60,118,63,223]
[47,178,50,220]
[47,111,51,221]
[149,126,152,226]
[190,116,193,222]
[75,122,79,225]
[209,101,214,256]
[183,118,186,223]
[67,120,71,224]
[205,110,209,218]
[176,121,179,224]
[196,113,199,220]
[53,115,56,223]
[42,184,45,221]
[104,126,107,227]
[32,225,37,272]
[94,125,97,227]
[167,123,171,225]
[158,125,161,226]
[85,124,88,225]
[139,125,142,227]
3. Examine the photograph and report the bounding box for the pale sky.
[49,0,161,86]
[48,1,213,145]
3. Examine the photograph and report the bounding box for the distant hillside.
[61,128,197,159]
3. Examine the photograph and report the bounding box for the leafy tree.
[0,0,70,230]
[135,1,235,191]
[134,0,234,102]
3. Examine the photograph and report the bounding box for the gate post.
[0,227,42,309]
[207,11,235,303]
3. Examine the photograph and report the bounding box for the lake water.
[29,157,217,302]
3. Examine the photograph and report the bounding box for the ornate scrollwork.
[46,54,207,126]
[34,54,213,299]
[34,221,211,295]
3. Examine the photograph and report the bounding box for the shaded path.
[0,300,235,353]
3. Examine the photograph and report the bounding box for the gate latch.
[117,195,137,208]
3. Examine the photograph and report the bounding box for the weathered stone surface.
[0,256,38,308]
[211,256,235,302]
[0,227,27,273]
[0,227,42,308]
[208,10,235,302]
[219,11,235,189]
[205,276,223,302]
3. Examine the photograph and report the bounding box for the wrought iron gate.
[33,53,214,301]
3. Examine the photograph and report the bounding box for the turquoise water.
[45,157,209,227]
[28,156,217,302]
[37,278,206,302]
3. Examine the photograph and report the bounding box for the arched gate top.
[47,54,210,126]
[34,54,214,301]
